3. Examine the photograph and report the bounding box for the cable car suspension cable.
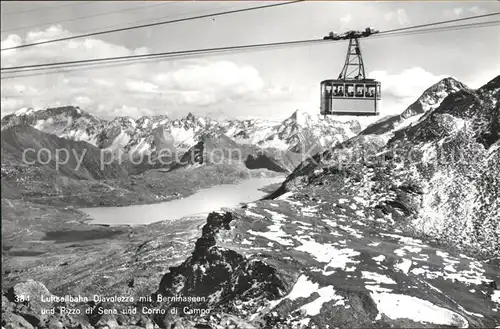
[378,11,500,35]
[0,0,305,51]
[1,17,499,78]
[1,1,94,16]
[1,2,177,33]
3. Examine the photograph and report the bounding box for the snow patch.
[492,290,500,304]
[269,274,346,316]
[299,285,345,316]
[14,107,43,116]
[380,233,426,247]
[248,225,293,246]
[372,255,386,263]
[301,205,319,216]
[337,223,364,239]
[245,210,264,219]
[394,259,413,274]
[394,246,423,257]
[248,210,293,246]
[371,292,469,328]
[362,271,397,285]
[295,238,360,275]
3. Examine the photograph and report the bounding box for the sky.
[1,1,499,121]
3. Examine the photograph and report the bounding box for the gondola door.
[320,83,325,115]
[323,83,333,115]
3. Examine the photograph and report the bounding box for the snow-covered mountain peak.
[359,77,470,138]
[13,107,44,117]
[287,109,315,126]
[436,76,468,91]
[1,106,103,138]
[10,105,90,120]
[401,77,468,119]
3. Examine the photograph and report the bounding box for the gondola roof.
[320,78,379,84]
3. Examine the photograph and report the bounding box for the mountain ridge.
[1,106,361,158]
[360,77,469,138]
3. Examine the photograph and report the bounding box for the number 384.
[15,295,30,303]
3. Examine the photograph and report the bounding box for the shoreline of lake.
[80,176,285,226]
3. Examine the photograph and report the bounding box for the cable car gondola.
[320,28,381,116]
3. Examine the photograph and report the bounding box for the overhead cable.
[3,20,498,80]
[0,0,304,51]
[1,1,93,16]
[1,2,176,33]
[2,16,498,74]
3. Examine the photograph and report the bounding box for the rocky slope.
[170,133,289,174]
[3,186,498,328]
[1,125,129,181]
[149,195,499,328]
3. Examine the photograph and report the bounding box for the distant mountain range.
[1,107,361,157]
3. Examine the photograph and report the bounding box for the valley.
[1,76,499,329]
